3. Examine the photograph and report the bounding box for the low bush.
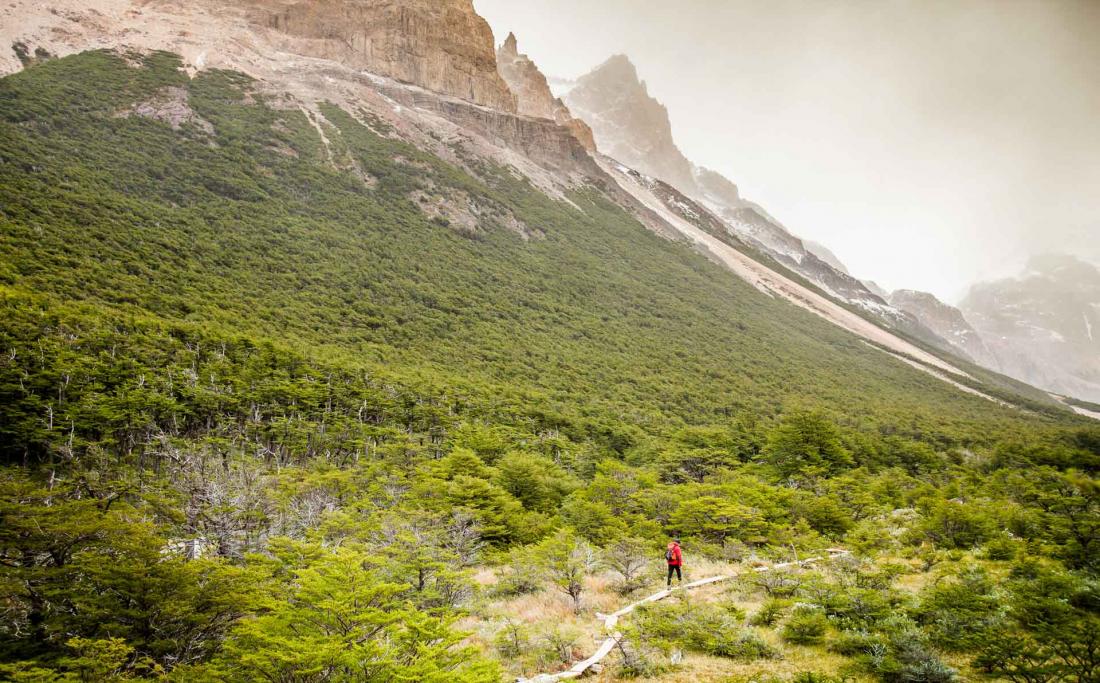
[634,597,778,660]
[828,629,882,657]
[493,547,542,597]
[981,534,1019,561]
[914,564,1003,650]
[782,606,830,645]
[860,619,957,683]
[750,597,791,626]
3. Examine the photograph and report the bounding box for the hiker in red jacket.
[666,538,683,587]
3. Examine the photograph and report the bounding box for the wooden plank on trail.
[517,552,847,682]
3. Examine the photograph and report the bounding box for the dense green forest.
[1,51,1097,682]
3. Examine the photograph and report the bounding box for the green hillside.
[0,51,1080,442]
[1,51,1097,682]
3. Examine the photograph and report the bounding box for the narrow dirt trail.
[519,550,850,682]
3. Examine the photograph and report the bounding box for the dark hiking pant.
[667,565,681,585]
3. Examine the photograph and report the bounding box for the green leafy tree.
[494,451,577,513]
[762,410,853,483]
[973,561,1100,683]
[670,496,769,545]
[913,499,995,549]
[213,546,498,682]
[915,564,1004,650]
[535,530,597,613]
[603,536,653,593]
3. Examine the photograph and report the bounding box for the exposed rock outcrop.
[252,0,517,112]
[565,54,696,194]
[889,289,993,366]
[116,86,215,138]
[496,32,595,151]
[375,82,602,177]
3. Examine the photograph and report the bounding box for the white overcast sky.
[474,0,1100,302]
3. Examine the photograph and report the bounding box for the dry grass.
[466,555,951,682]
[590,648,877,683]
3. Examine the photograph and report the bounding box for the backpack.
[665,548,672,561]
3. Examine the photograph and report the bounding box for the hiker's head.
[672,537,680,545]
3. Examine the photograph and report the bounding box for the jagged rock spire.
[495,30,596,150]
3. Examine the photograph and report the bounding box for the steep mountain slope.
[890,289,995,366]
[962,254,1100,402]
[563,53,949,352]
[1,50,1063,449]
[1,0,1039,410]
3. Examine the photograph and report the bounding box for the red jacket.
[666,542,682,566]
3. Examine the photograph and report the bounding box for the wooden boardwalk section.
[518,550,849,682]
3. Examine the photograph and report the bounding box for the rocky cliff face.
[961,254,1100,402]
[889,289,994,366]
[496,32,554,119]
[565,55,697,194]
[495,32,595,150]
[253,0,517,111]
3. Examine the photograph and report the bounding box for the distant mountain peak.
[594,53,640,80]
[962,255,1100,401]
[889,289,994,367]
[803,240,851,276]
[565,53,693,195]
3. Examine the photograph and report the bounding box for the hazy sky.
[474,0,1100,302]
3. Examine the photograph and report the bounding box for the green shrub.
[492,619,530,659]
[781,606,830,645]
[749,598,791,626]
[634,598,777,660]
[915,564,1003,650]
[707,630,779,660]
[912,500,995,549]
[861,621,957,683]
[493,547,542,597]
[828,629,881,657]
[981,534,1018,561]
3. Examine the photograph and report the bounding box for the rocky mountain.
[255,0,517,111]
[693,165,743,209]
[962,254,1100,402]
[564,55,698,194]
[804,240,851,275]
[889,289,995,366]
[862,280,890,298]
[495,32,595,150]
[0,0,1079,414]
[561,52,949,351]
